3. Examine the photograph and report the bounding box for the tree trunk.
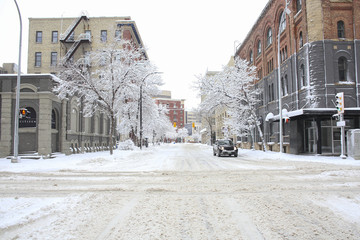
[254,116,267,152]
[109,114,115,155]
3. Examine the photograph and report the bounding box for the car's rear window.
[218,140,233,145]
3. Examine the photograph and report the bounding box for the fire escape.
[60,13,90,62]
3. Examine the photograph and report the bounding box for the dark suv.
[213,139,238,157]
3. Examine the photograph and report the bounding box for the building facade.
[28,14,146,74]
[235,0,360,155]
[0,74,113,157]
[0,63,18,74]
[0,15,147,157]
[155,97,185,129]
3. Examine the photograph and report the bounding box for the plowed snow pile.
[1,143,359,239]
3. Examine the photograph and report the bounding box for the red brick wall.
[155,99,185,128]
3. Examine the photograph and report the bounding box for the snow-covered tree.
[197,57,267,151]
[194,105,215,145]
[177,128,189,142]
[53,38,158,155]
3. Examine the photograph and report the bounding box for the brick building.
[28,13,146,74]
[155,91,185,129]
[236,0,360,155]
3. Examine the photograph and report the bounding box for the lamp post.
[11,0,22,163]
[277,0,291,153]
[139,71,162,149]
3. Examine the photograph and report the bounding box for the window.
[267,28,272,46]
[279,11,286,33]
[257,40,262,56]
[296,0,302,12]
[115,30,121,40]
[337,21,345,38]
[85,30,91,39]
[281,75,288,96]
[101,30,107,42]
[268,85,272,101]
[299,31,303,48]
[52,31,58,43]
[51,52,57,66]
[300,64,306,87]
[51,109,57,129]
[249,50,253,64]
[36,31,42,43]
[338,57,347,81]
[69,31,75,41]
[71,108,79,132]
[35,52,42,67]
[269,83,275,102]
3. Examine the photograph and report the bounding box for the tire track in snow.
[225,198,265,240]
[95,197,139,240]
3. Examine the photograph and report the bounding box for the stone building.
[235,0,360,155]
[0,15,146,157]
[0,74,113,157]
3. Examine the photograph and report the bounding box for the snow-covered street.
[1,143,360,239]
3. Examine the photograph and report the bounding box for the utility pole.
[12,0,22,163]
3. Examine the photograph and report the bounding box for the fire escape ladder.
[60,13,89,42]
[63,33,91,61]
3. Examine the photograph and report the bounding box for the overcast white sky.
[0,0,269,109]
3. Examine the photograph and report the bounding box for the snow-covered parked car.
[117,139,135,150]
[213,139,238,157]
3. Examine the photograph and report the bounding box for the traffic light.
[192,122,195,128]
[173,122,177,128]
[335,92,344,114]
[19,108,29,119]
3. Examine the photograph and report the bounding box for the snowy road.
[1,143,360,239]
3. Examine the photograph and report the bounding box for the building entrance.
[304,120,317,153]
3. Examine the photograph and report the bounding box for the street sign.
[337,121,346,127]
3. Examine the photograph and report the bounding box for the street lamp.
[139,71,162,149]
[277,0,291,153]
[11,0,22,163]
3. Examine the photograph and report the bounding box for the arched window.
[268,84,272,101]
[300,64,306,87]
[281,75,288,96]
[296,0,302,12]
[338,57,347,81]
[267,28,272,46]
[299,31,303,48]
[257,40,262,56]
[337,21,345,38]
[249,50,253,64]
[279,11,286,33]
[19,107,36,128]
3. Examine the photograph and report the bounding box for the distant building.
[0,63,18,74]
[155,91,185,128]
[153,90,171,99]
